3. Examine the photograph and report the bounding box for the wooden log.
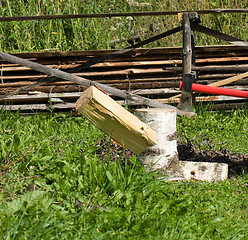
[75,86,157,155]
[135,107,227,181]
[0,50,192,116]
[136,108,178,171]
[176,161,228,181]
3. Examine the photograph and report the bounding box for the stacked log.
[0,45,247,111]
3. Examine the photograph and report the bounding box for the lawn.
[0,1,248,238]
[0,107,248,239]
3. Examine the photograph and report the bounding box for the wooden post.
[136,108,179,171]
[75,86,157,155]
[182,13,192,77]
[178,12,194,112]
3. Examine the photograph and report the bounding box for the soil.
[95,137,248,177]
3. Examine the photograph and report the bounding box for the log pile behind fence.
[0,44,247,112]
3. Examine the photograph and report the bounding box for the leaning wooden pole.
[0,50,194,116]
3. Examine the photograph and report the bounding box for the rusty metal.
[0,9,248,22]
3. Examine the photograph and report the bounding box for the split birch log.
[178,161,228,181]
[75,86,157,155]
[136,108,179,171]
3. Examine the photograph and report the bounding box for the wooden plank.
[0,92,81,103]
[0,102,75,111]
[75,86,157,155]
[2,56,248,73]
[167,64,248,72]
[209,71,248,87]
[0,45,246,62]
[4,65,247,83]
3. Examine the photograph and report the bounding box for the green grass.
[0,0,247,52]
[177,106,248,154]
[0,108,248,239]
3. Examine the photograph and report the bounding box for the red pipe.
[179,81,248,99]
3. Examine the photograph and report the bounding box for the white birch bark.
[136,108,178,171]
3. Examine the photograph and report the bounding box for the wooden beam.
[75,86,157,155]
[178,13,194,112]
[192,23,248,48]
[0,9,247,22]
[0,50,195,116]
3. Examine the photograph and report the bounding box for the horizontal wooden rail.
[0,9,248,22]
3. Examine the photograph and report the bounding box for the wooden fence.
[0,10,247,112]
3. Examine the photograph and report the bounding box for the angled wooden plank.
[192,23,248,48]
[210,71,248,87]
[75,86,157,155]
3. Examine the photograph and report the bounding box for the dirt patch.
[177,138,248,177]
[95,137,248,177]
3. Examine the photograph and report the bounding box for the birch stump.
[136,108,179,172]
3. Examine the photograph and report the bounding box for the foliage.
[0,0,247,52]
[0,109,248,239]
